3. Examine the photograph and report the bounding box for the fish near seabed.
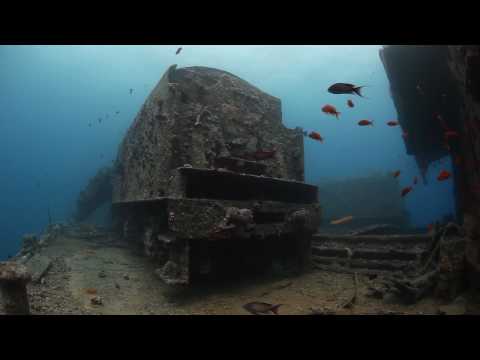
[330,216,354,225]
[328,83,365,97]
[176,47,182,55]
[243,302,283,315]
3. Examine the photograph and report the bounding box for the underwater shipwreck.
[2,45,480,315]
[77,65,321,286]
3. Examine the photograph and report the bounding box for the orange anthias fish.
[437,170,451,181]
[308,131,324,143]
[393,170,401,178]
[444,130,459,139]
[252,149,276,161]
[330,215,354,225]
[401,186,413,197]
[427,224,434,232]
[386,121,399,126]
[347,99,354,108]
[322,104,341,119]
[358,120,373,126]
[414,176,418,185]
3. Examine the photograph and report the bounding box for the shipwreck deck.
[22,228,473,315]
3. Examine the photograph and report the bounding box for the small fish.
[7,254,12,259]
[115,111,120,115]
[85,288,97,295]
[413,176,418,185]
[129,88,133,95]
[88,123,92,127]
[437,170,451,181]
[322,104,341,119]
[308,131,324,143]
[347,99,354,108]
[330,215,354,225]
[386,121,399,126]
[444,130,459,138]
[392,170,401,178]
[402,131,408,140]
[98,118,102,123]
[328,83,365,97]
[427,224,434,232]
[243,302,282,315]
[358,119,373,126]
[302,130,308,137]
[176,47,182,55]
[251,150,276,161]
[401,186,413,197]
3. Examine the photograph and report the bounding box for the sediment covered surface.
[21,227,478,315]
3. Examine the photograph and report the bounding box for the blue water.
[0,45,455,259]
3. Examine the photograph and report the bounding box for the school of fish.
[89,50,459,232]
[301,80,458,206]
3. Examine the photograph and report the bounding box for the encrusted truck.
[111,65,321,285]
